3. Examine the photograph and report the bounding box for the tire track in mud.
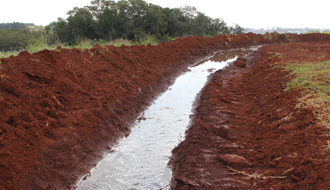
[170,51,260,189]
[170,41,330,189]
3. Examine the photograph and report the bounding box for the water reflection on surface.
[77,48,254,190]
[193,48,252,67]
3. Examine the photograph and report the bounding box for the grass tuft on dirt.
[283,60,330,128]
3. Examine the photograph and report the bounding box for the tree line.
[0,22,29,30]
[51,0,244,45]
[0,0,244,51]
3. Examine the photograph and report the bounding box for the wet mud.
[170,41,330,189]
[77,48,255,189]
[1,33,330,189]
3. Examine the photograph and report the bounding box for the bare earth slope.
[170,41,330,189]
[1,33,330,189]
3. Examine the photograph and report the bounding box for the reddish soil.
[170,41,330,189]
[1,33,330,189]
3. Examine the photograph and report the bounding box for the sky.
[1,0,328,29]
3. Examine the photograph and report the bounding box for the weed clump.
[283,60,330,127]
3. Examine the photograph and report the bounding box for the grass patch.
[136,35,159,46]
[283,60,330,128]
[268,51,283,58]
[25,36,60,54]
[0,35,166,59]
[0,51,20,58]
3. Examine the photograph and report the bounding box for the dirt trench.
[1,33,330,189]
[170,41,330,189]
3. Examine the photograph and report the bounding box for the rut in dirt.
[170,41,330,189]
[77,48,255,189]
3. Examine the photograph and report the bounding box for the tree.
[55,18,76,44]
[97,5,120,39]
[194,12,212,37]
[44,22,57,34]
[210,18,228,35]
[66,7,99,40]
[180,5,198,36]
[167,8,187,37]
[127,0,149,39]
[0,28,41,51]
[88,0,115,16]
[144,4,167,38]
[0,22,28,30]
[116,0,131,39]
[231,24,244,34]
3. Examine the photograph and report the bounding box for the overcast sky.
[1,0,328,29]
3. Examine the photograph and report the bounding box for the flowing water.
[77,48,255,190]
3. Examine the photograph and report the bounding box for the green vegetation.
[0,28,58,52]
[0,35,160,58]
[53,0,243,45]
[307,29,321,33]
[323,30,330,34]
[25,36,60,53]
[283,60,330,128]
[0,22,42,30]
[0,51,20,58]
[307,29,330,34]
[26,24,43,31]
[0,22,28,30]
[268,52,283,59]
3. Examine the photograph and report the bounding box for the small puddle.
[77,48,255,190]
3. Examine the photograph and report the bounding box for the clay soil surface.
[1,33,330,189]
[170,41,330,189]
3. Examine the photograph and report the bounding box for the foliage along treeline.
[0,22,29,30]
[0,28,58,52]
[52,0,244,45]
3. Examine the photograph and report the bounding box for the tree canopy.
[0,22,28,30]
[53,0,244,44]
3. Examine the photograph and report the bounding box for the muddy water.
[77,48,254,190]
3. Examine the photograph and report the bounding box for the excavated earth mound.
[1,33,330,189]
[170,41,330,189]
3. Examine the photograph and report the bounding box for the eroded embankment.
[1,33,330,190]
[170,41,330,189]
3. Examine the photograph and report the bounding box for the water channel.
[77,48,255,190]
